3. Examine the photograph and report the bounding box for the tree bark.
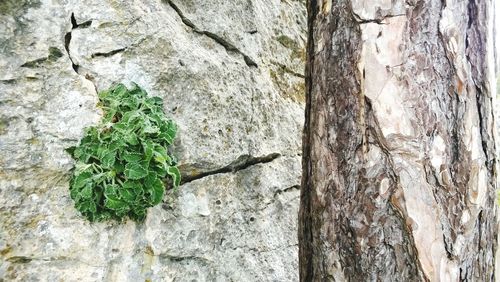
[299,0,498,281]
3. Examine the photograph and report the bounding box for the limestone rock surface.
[0,0,306,281]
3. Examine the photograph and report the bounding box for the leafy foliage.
[66,83,181,222]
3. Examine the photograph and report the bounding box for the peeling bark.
[299,0,498,281]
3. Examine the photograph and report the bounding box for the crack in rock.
[181,153,281,184]
[157,254,211,264]
[251,185,300,212]
[270,60,305,78]
[229,243,299,254]
[20,47,64,68]
[5,255,102,267]
[6,256,32,263]
[273,185,300,198]
[164,0,258,68]
[64,13,98,93]
[0,78,17,84]
[89,37,148,59]
[91,48,126,58]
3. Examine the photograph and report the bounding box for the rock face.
[0,0,306,281]
[301,0,498,281]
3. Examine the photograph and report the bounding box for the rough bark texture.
[299,0,498,281]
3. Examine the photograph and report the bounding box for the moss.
[0,119,8,135]
[276,35,296,49]
[291,82,306,103]
[27,137,41,145]
[271,34,306,103]
[20,47,64,68]
[292,46,306,62]
[142,246,155,276]
[276,35,306,62]
[0,246,12,256]
[98,22,115,29]
[269,69,305,104]
[20,57,46,68]
[25,214,44,229]
[48,47,64,61]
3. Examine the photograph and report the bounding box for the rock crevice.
[64,12,98,93]
[164,0,258,67]
[0,1,306,280]
[181,153,281,184]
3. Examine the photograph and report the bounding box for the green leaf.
[121,96,139,110]
[112,83,127,99]
[98,89,111,100]
[153,145,171,165]
[80,183,93,199]
[72,171,92,189]
[129,82,147,97]
[105,197,128,211]
[88,201,97,213]
[144,173,164,205]
[81,143,99,161]
[121,110,141,125]
[76,200,96,213]
[159,121,177,144]
[150,179,165,205]
[143,140,154,162]
[150,96,163,106]
[112,121,128,132]
[102,108,117,123]
[104,184,119,199]
[100,150,116,168]
[108,139,125,152]
[66,83,180,222]
[124,133,139,145]
[122,151,143,163]
[70,186,79,200]
[124,162,148,179]
[74,146,92,162]
[119,188,136,203]
[113,161,125,174]
[120,181,142,202]
[144,172,158,187]
[152,163,167,177]
[122,180,142,192]
[73,146,84,159]
[94,211,112,221]
[142,121,159,134]
[167,166,181,187]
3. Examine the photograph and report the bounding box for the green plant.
[66,83,181,222]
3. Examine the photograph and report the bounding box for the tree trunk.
[299,0,498,281]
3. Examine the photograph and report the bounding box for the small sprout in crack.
[66,83,181,222]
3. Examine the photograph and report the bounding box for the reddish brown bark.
[299,0,498,280]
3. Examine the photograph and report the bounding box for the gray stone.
[0,0,305,281]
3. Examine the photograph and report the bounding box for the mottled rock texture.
[0,0,306,281]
